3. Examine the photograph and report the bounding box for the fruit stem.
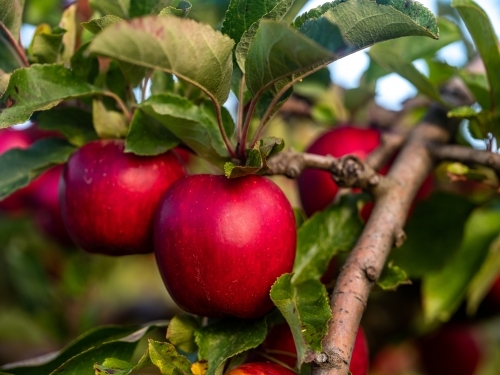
[236,75,246,151]
[214,103,237,159]
[103,90,132,122]
[239,96,258,158]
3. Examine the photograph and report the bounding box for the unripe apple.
[258,323,369,374]
[419,325,482,375]
[226,362,295,375]
[59,139,186,255]
[154,174,296,319]
[0,128,36,212]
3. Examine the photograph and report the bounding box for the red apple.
[226,362,295,375]
[258,323,369,374]
[0,128,36,212]
[59,139,186,255]
[154,174,296,319]
[297,125,381,217]
[30,165,73,245]
[419,325,482,375]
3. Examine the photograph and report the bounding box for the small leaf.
[459,70,490,110]
[0,138,75,201]
[82,15,123,34]
[28,24,65,64]
[427,59,457,86]
[390,193,475,278]
[0,0,25,39]
[195,318,268,375]
[377,262,411,291]
[166,315,202,353]
[423,201,500,324]
[292,195,364,285]
[125,109,179,156]
[59,4,78,65]
[191,361,208,375]
[95,347,153,375]
[88,16,235,105]
[148,340,192,375]
[89,0,129,19]
[0,23,27,72]
[0,72,10,96]
[159,0,192,18]
[0,64,103,128]
[270,274,332,368]
[452,0,500,113]
[92,98,128,138]
[467,234,500,314]
[37,107,98,147]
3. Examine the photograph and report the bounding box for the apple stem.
[103,91,132,122]
[236,75,246,149]
[214,103,238,159]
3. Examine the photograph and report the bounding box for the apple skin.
[226,362,296,375]
[258,323,369,374]
[0,128,36,212]
[419,325,482,375]
[297,126,381,217]
[59,139,186,255]
[154,174,297,319]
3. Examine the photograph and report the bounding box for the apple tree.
[0,0,499,374]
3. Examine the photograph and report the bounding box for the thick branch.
[429,143,500,176]
[266,150,381,191]
[366,131,405,171]
[311,106,458,375]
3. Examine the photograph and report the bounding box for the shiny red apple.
[226,362,295,375]
[419,325,482,375]
[59,139,186,255]
[154,174,296,319]
[0,128,36,212]
[258,323,369,374]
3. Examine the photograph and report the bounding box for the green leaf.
[195,318,268,375]
[270,274,332,367]
[448,108,500,140]
[467,235,500,314]
[149,340,192,375]
[390,193,475,278]
[0,23,26,73]
[166,315,202,353]
[37,107,98,147]
[0,138,75,201]
[292,195,364,285]
[27,24,65,64]
[139,93,230,165]
[0,0,25,39]
[0,72,9,96]
[377,262,411,291]
[151,71,175,95]
[459,70,491,111]
[3,325,144,375]
[224,136,284,178]
[159,0,192,17]
[59,3,78,65]
[0,64,103,128]
[94,347,153,375]
[452,0,500,113]
[423,201,500,324]
[82,15,123,34]
[88,16,235,105]
[427,59,456,86]
[70,42,99,83]
[92,98,128,138]
[129,0,172,17]
[89,0,130,18]
[125,109,180,156]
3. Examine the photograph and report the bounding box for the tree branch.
[429,143,500,176]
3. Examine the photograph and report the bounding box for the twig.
[366,131,406,171]
[428,143,500,176]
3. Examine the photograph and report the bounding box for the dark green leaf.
[426,59,456,86]
[37,107,98,147]
[459,70,490,110]
[89,0,129,18]
[292,195,364,285]
[70,42,99,83]
[139,94,229,165]
[0,23,26,73]
[423,201,500,324]
[195,318,268,375]
[149,340,192,375]
[344,86,375,114]
[166,315,202,353]
[88,16,235,105]
[377,262,411,291]
[390,193,475,278]
[0,138,75,201]
[0,64,103,128]
[452,0,500,113]
[82,15,123,34]
[125,109,180,156]
[27,24,65,64]
[159,0,192,17]
[129,0,172,17]
[3,325,143,375]
[270,275,332,367]
[467,235,500,314]
[0,0,25,39]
